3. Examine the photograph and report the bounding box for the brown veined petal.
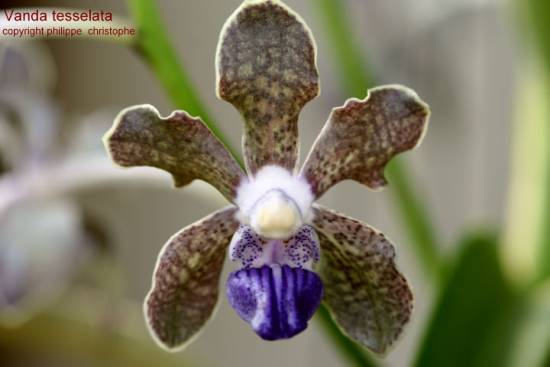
[145,206,239,351]
[301,85,429,198]
[216,0,319,174]
[104,105,245,202]
[312,204,413,354]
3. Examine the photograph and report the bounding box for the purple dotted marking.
[284,225,320,268]
[230,225,265,268]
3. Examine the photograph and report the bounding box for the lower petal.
[312,204,413,355]
[226,264,323,340]
[144,206,239,351]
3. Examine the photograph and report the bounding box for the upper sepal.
[216,0,319,174]
[104,105,245,202]
[301,85,429,198]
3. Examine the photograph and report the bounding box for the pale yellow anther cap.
[251,197,301,240]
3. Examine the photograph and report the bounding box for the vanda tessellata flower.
[104,0,429,355]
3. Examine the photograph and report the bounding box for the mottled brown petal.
[312,204,413,354]
[216,0,319,174]
[104,105,245,201]
[144,206,239,351]
[301,85,429,198]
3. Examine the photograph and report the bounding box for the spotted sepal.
[104,105,245,202]
[217,0,319,174]
[312,204,413,355]
[144,206,239,351]
[301,86,429,198]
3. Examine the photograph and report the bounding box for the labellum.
[227,224,323,340]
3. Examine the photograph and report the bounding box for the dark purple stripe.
[226,264,323,340]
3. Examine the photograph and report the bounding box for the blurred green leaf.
[526,0,550,284]
[503,60,550,286]
[312,0,442,283]
[0,289,192,367]
[507,282,550,367]
[505,0,550,286]
[127,0,243,167]
[527,0,550,74]
[414,233,524,367]
[545,351,550,367]
[314,0,374,98]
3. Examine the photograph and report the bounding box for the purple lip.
[226,264,323,340]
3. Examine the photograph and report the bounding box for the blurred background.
[0,0,549,366]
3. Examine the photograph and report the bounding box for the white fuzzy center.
[235,165,314,240]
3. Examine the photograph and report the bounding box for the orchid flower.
[104,0,429,355]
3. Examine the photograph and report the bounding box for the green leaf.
[503,61,550,286]
[507,282,550,367]
[0,290,194,367]
[504,0,550,286]
[415,233,522,367]
[526,0,550,76]
[525,0,550,284]
[313,0,374,97]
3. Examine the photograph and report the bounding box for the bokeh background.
[1,0,549,366]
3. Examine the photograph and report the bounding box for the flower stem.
[386,160,442,281]
[312,0,442,282]
[126,0,244,168]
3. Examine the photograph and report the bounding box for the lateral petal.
[312,204,413,354]
[302,86,429,198]
[104,105,245,201]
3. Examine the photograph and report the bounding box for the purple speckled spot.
[230,225,265,268]
[226,264,323,340]
[284,225,320,268]
[230,225,320,269]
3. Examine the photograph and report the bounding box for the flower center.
[235,165,314,240]
[231,166,320,340]
[250,189,300,239]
